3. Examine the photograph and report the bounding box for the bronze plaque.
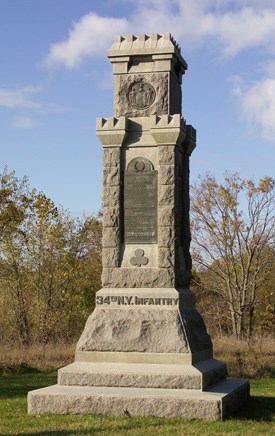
[124,167,157,243]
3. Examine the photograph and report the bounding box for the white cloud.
[0,85,68,114]
[231,75,275,141]
[131,1,275,57]
[41,1,275,69]
[211,7,275,57]
[0,86,42,109]
[42,13,128,69]
[12,116,40,129]
[40,0,275,142]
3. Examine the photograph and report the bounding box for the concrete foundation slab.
[28,379,249,420]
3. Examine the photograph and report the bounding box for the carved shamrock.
[130,249,149,267]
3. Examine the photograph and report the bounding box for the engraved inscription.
[128,81,156,110]
[96,295,179,307]
[124,158,157,243]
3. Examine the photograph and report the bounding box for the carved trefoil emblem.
[128,81,156,110]
[130,249,149,267]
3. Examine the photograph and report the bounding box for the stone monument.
[28,33,249,420]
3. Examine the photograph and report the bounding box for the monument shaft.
[76,33,211,357]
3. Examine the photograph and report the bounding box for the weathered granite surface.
[115,73,169,118]
[28,379,250,420]
[101,267,176,288]
[76,305,212,355]
[58,359,227,390]
[76,308,189,353]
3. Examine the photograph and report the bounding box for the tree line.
[0,168,101,345]
[0,168,274,345]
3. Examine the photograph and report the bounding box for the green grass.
[0,373,274,435]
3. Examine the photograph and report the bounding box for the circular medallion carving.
[128,81,156,110]
[135,161,145,172]
[127,157,154,172]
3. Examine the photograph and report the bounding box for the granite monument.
[28,33,249,420]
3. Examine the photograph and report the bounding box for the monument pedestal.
[28,288,249,419]
[28,33,249,419]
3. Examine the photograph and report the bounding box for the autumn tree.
[0,168,31,241]
[191,172,274,340]
[0,168,35,344]
[0,168,102,345]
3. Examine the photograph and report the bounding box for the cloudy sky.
[1,0,274,216]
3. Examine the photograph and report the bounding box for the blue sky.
[1,0,275,216]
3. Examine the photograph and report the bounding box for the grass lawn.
[0,373,274,435]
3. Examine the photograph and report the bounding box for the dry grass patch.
[0,336,274,378]
[0,342,75,373]
[213,335,275,378]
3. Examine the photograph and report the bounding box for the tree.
[191,172,275,340]
[0,168,102,345]
[0,168,35,344]
[0,167,32,241]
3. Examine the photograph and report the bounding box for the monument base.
[76,288,213,356]
[28,379,249,420]
[27,287,250,419]
[57,359,227,390]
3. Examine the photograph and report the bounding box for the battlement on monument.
[96,117,127,131]
[150,114,186,129]
[108,32,187,69]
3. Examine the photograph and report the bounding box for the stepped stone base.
[27,288,249,419]
[28,379,249,420]
[58,359,227,390]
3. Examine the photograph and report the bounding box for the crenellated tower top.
[108,33,186,65]
[108,33,188,118]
